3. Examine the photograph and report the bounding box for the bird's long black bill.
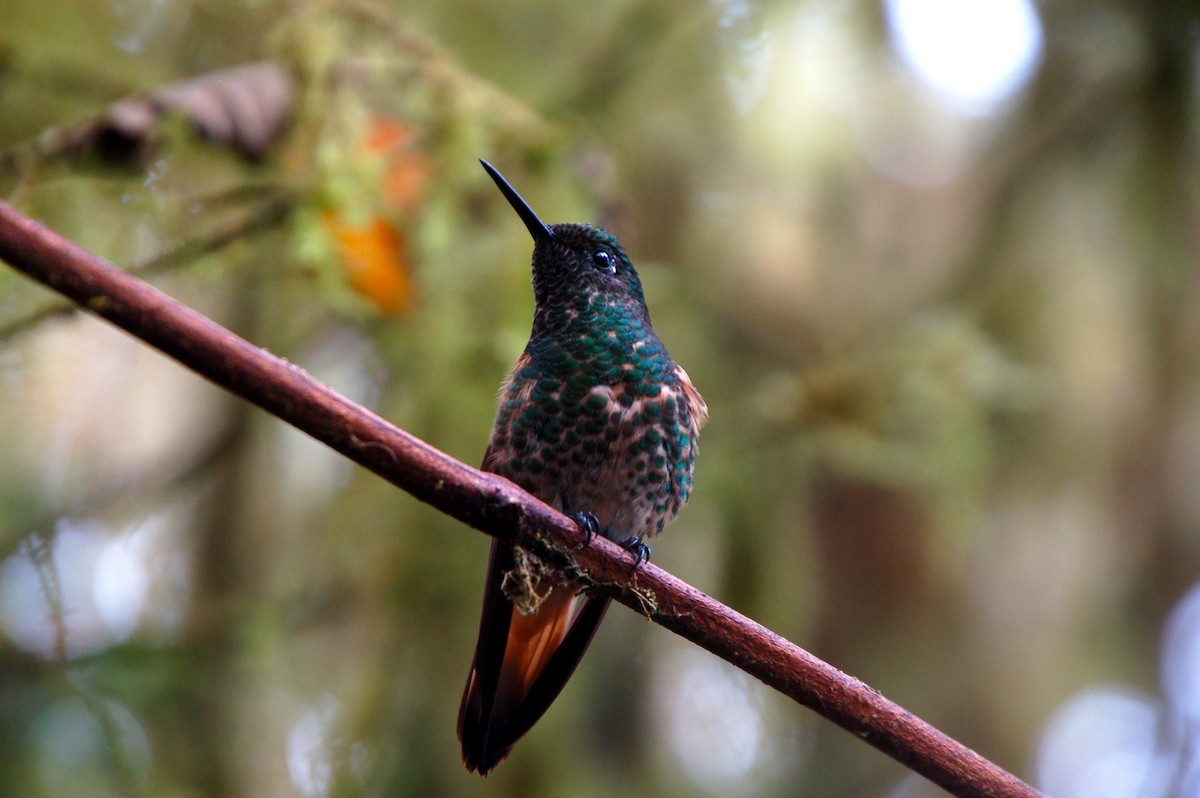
[480,160,555,242]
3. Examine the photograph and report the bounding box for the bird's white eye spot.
[591,249,617,274]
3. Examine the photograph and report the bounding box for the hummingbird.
[458,161,708,774]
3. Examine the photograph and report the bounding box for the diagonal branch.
[0,199,1043,798]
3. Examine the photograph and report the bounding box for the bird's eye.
[591,249,616,274]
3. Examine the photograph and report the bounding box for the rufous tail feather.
[458,540,609,774]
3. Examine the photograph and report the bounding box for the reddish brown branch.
[0,200,1043,798]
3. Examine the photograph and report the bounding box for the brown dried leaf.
[102,61,295,160]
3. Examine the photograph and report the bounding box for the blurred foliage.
[1,1,1199,797]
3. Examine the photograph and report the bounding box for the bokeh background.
[2,1,1199,796]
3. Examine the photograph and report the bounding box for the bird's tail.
[458,540,609,774]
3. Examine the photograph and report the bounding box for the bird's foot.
[620,536,651,568]
[569,511,600,547]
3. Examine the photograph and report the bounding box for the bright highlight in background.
[885,0,1044,114]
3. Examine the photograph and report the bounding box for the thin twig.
[0,199,1043,798]
[23,532,144,794]
[0,189,294,342]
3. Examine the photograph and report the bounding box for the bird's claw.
[569,511,600,547]
[621,536,651,568]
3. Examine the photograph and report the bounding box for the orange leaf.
[361,117,432,211]
[383,151,433,211]
[323,213,415,315]
[362,117,415,155]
